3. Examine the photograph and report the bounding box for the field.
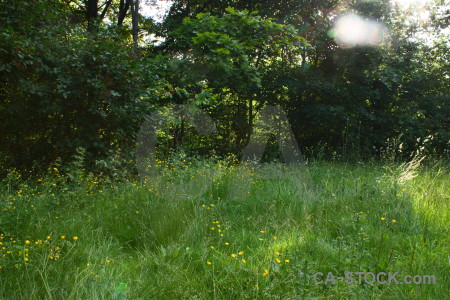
[0,157,448,299]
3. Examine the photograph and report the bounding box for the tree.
[0,0,166,169]
[162,7,306,152]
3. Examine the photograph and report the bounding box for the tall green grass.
[0,158,448,299]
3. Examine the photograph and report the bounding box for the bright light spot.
[141,0,173,23]
[332,14,388,48]
[392,0,429,9]
[393,0,431,24]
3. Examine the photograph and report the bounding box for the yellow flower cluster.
[204,214,292,278]
[0,234,79,267]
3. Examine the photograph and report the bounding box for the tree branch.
[100,0,113,20]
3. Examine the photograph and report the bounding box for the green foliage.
[161,8,309,154]
[0,0,448,169]
[170,7,305,92]
[1,1,448,298]
[0,0,168,169]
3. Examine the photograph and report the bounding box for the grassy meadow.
[0,156,448,299]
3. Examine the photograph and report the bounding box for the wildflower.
[258,238,264,241]
[231,254,236,258]
[24,257,29,262]
[392,219,397,223]
[262,269,269,277]
[275,258,281,264]
[25,240,30,245]
[273,236,278,240]
[275,251,281,256]
[60,236,65,239]
[381,217,385,221]
[224,242,230,246]
[46,236,51,240]
[238,251,244,255]
[210,246,215,249]
[73,236,78,241]
[285,259,290,263]
[242,259,246,263]
[260,230,265,234]
[206,261,212,265]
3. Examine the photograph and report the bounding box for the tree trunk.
[86,0,99,30]
[131,0,140,51]
[118,0,131,26]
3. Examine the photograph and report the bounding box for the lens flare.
[332,14,388,48]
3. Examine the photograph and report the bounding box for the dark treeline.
[0,0,449,172]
